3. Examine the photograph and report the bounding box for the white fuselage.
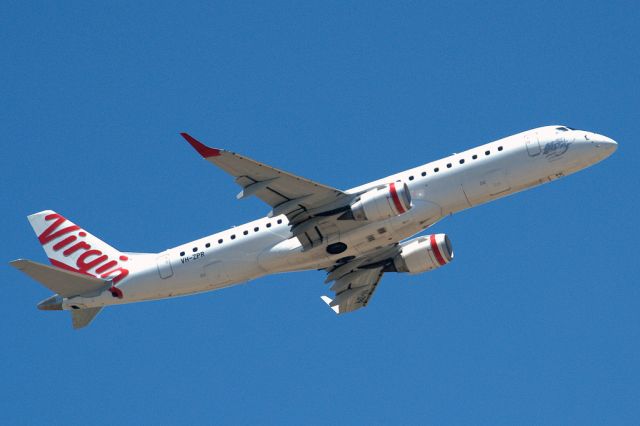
[62,126,617,310]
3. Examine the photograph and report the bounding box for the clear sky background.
[2,1,639,424]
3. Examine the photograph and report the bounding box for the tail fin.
[27,210,130,285]
[71,307,103,329]
[10,259,110,329]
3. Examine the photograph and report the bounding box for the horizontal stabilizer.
[71,307,103,329]
[10,259,111,297]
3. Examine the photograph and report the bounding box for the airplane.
[10,125,617,329]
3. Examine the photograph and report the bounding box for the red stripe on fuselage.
[430,234,446,266]
[389,182,406,214]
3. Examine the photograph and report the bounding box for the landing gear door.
[156,253,174,279]
[525,133,541,156]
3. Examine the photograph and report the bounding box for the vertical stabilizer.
[26,210,131,286]
[71,307,103,329]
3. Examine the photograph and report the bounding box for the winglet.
[180,133,221,158]
[320,295,340,314]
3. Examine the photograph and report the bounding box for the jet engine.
[392,234,453,274]
[346,182,412,221]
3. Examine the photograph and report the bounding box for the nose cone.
[593,134,618,157]
[599,135,618,153]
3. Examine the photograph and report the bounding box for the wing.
[320,244,399,314]
[181,133,361,249]
[321,267,385,314]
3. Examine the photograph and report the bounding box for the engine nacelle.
[393,234,454,274]
[350,182,412,221]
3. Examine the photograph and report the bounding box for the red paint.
[180,133,221,158]
[52,235,77,250]
[95,260,118,274]
[389,182,406,214]
[38,213,80,244]
[76,250,109,274]
[108,287,124,299]
[62,241,91,256]
[50,258,86,274]
[430,234,446,266]
[39,213,130,291]
[100,267,129,285]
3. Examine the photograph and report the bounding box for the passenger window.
[243,230,248,235]
[485,150,490,155]
[218,239,223,244]
[231,235,236,240]
[180,251,185,256]
[472,154,478,160]
[254,227,259,232]
[192,247,198,252]
[446,163,452,168]
[409,176,414,181]
[459,159,465,164]
[498,146,503,151]
[434,167,439,172]
[421,171,426,177]
[266,223,272,228]
[277,219,283,224]
[205,243,211,248]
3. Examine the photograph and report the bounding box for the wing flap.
[322,267,384,314]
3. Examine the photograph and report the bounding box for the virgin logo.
[39,213,129,285]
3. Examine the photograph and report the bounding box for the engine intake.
[348,182,412,221]
[393,234,453,274]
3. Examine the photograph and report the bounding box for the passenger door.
[525,133,541,156]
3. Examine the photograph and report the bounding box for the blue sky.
[2,1,639,424]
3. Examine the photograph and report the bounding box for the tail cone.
[37,295,63,311]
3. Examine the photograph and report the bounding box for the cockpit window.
[556,127,569,131]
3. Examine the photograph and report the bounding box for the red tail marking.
[39,214,80,245]
[76,250,109,274]
[101,268,129,285]
[62,241,91,256]
[52,235,77,251]
[39,213,131,292]
[50,258,85,274]
[95,260,118,274]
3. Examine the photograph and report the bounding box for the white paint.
[23,125,618,311]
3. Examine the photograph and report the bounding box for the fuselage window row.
[410,145,504,183]
[176,145,506,257]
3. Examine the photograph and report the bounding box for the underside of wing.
[321,267,385,314]
[320,244,399,314]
